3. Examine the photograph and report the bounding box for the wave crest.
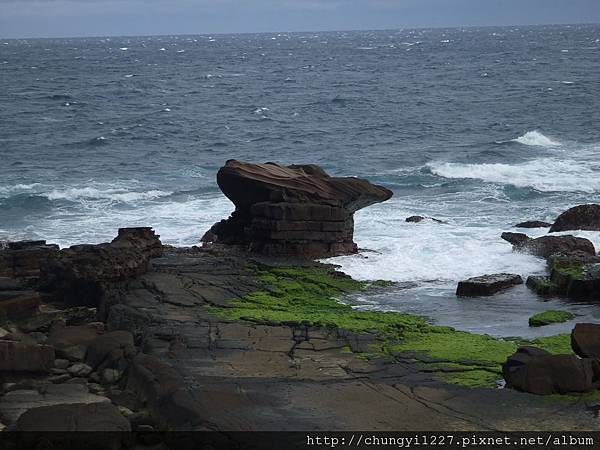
[512,130,561,147]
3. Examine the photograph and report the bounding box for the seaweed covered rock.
[547,254,600,299]
[456,273,523,297]
[550,204,600,233]
[502,346,600,395]
[41,228,162,311]
[203,160,393,258]
[501,232,595,259]
[571,323,600,358]
[528,310,574,327]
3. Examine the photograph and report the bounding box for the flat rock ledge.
[456,273,524,297]
[202,160,393,258]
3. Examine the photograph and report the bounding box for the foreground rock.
[41,227,162,311]
[502,346,600,395]
[550,204,600,232]
[202,160,393,258]
[515,220,552,228]
[15,402,130,431]
[501,232,596,259]
[571,323,600,358]
[456,273,523,297]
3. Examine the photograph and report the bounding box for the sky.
[1,0,600,39]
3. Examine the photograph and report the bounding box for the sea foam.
[512,130,561,147]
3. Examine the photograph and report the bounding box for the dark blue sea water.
[2,25,600,337]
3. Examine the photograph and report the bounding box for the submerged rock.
[456,273,523,297]
[501,232,595,259]
[550,204,600,233]
[502,346,600,395]
[528,310,574,327]
[203,160,393,258]
[571,323,600,358]
[405,215,447,224]
[515,220,552,228]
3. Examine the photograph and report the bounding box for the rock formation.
[571,323,600,358]
[202,160,393,258]
[515,220,552,229]
[550,204,600,232]
[456,273,523,297]
[501,232,596,259]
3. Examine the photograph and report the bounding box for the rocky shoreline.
[2,162,600,437]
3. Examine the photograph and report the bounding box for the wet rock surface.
[572,323,600,358]
[550,204,600,233]
[501,232,596,259]
[456,273,523,297]
[203,160,393,258]
[515,220,553,228]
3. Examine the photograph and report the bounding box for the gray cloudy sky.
[1,0,599,38]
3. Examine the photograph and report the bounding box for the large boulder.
[501,232,595,259]
[85,330,135,371]
[502,346,600,395]
[550,204,600,232]
[202,160,393,258]
[456,273,523,297]
[571,323,600,358]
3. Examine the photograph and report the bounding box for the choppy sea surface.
[2,25,600,338]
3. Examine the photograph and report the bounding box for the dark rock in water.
[571,323,600,358]
[0,341,55,372]
[526,275,556,296]
[501,232,596,259]
[501,232,530,248]
[550,204,600,232]
[406,215,447,224]
[203,160,393,258]
[456,273,523,297]
[515,220,552,228]
[15,402,130,431]
[502,346,600,395]
[547,254,600,300]
[41,227,162,310]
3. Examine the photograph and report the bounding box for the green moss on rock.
[207,262,575,389]
[529,310,575,327]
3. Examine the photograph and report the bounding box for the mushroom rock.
[203,160,393,258]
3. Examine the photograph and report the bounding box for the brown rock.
[515,220,552,228]
[501,232,595,259]
[456,273,523,297]
[571,323,600,358]
[0,341,55,372]
[86,330,135,370]
[502,346,600,394]
[550,204,600,232]
[203,160,392,258]
[0,291,41,318]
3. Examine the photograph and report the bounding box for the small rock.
[48,374,71,384]
[0,327,10,339]
[28,332,48,344]
[456,273,523,297]
[101,368,122,384]
[54,358,69,369]
[67,363,93,377]
[406,215,425,223]
[136,424,155,432]
[65,377,88,385]
[88,383,103,394]
[50,368,68,375]
[118,406,134,418]
[89,371,101,383]
[515,220,552,228]
[2,382,17,392]
[57,344,86,362]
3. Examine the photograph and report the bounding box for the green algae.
[531,333,573,355]
[529,310,575,327]
[207,262,575,389]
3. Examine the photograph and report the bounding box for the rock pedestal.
[202,160,393,258]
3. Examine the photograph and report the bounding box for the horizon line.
[2,21,599,41]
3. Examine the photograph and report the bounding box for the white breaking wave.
[45,187,172,203]
[512,130,561,147]
[326,199,545,285]
[428,158,600,193]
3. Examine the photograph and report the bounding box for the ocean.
[2,24,600,338]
